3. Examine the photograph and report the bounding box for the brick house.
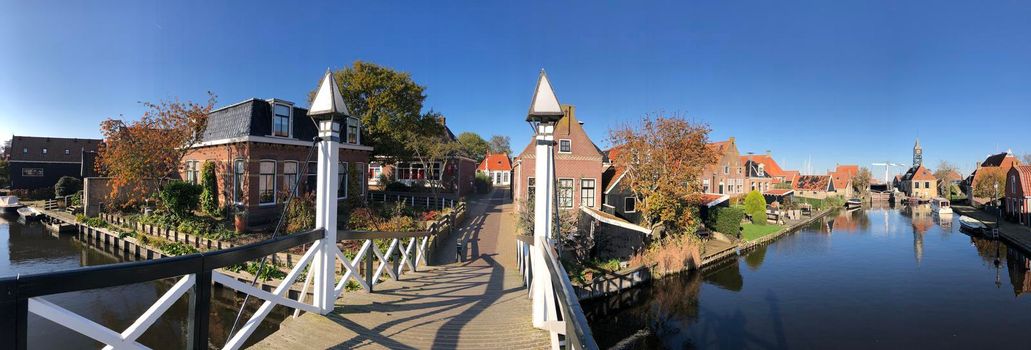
[701,138,746,196]
[477,153,512,186]
[967,151,1021,205]
[181,98,372,224]
[829,164,858,198]
[900,165,936,201]
[7,136,102,190]
[513,105,604,213]
[1006,165,1031,226]
[741,153,789,187]
[793,175,835,198]
[740,155,774,193]
[366,120,478,196]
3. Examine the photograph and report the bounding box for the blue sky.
[2,0,1029,178]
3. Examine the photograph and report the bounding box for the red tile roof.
[477,153,512,172]
[781,170,800,183]
[834,165,859,178]
[765,188,794,196]
[902,165,935,181]
[794,175,832,191]
[707,139,734,153]
[603,145,629,193]
[740,154,786,178]
[700,193,729,207]
[1011,165,1031,195]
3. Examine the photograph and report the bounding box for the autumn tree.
[97,93,216,207]
[404,112,465,197]
[489,135,511,155]
[457,132,490,161]
[319,61,428,162]
[973,167,1006,203]
[609,115,717,236]
[852,167,872,194]
[933,160,959,197]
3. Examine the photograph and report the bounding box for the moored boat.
[958,215,987,234]
[845,198,862,208]
[16,207,43,221]
[0,196,25,213]
[930,197,952,215]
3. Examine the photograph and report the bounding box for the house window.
[369,164,383,182]
[64,149,70,155]
[22,148,27,154]
[184,160,199,184]
[559,139,571,153]
[751,182,756,191]
[396,162,441,181]
[724,165,729,174]
[558,178,574,209]
[527,177,536,201]
[273,104,291,137]
[581,179,596,208]
[503,172,510,183]
[925,181,931,189]
[233,159,245,204]
[719,181,725,194]
[22,168,43,177]
[347,118,359,144]
[283,161,298,196]
[624,197,637,213]
[306,162,318,194]
[338,162,348,199]
[703,179,710,193]
[258,161,276,205]
[42,148,47,154]
[758,164,765,176]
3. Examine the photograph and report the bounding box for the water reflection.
[586,207,1031,349]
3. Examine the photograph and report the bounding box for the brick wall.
[83,177,162,216]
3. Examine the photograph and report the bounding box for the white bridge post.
[531,121,557,329]
[313,119,340,314]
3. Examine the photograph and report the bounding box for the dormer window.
[22,148,27,154]
[758,164,765,176]
[272,103,291,137]
[64,149,70,155]
[559,139,571,153]
[42,148,47,155]
[346,118,359,144]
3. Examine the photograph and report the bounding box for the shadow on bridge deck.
[250,189,550,349]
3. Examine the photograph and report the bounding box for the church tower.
[913,138,923,168]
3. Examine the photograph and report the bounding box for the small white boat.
[958,215,986,234]
[845,198,862,208]
[930,198,952,215]
[17,207,42,221]
[0,196,25,213]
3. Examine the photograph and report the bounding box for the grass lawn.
[741,223,783,241]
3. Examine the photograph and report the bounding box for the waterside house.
[793,175,835,198]
[966,151,1021,206]
[7,136,102,191]
[900,165,936,201]
[702,138,745,195]
[1006,165,1031,226]
[180,98,372,225]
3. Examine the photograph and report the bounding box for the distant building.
[900,165,936,201]
[600,144,640,224]
[367,118,479,196]
[477,153,512,186]
[829,164,858,198]
[7,135,102,190]
[966,150,1021,205]
[701,138,745,195]
[793,175,835,198]
[513,105,605,213]
[1005,165,1031,226]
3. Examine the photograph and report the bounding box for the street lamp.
[994,181,1001,231]
[308,69,350,313]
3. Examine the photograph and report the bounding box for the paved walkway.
[251,188,550,349]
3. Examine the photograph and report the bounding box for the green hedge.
[200,161,220,216]
[159,181,202,218]
[706,206,744,237]
[55,176,83,198]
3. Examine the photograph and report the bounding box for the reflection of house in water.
[902,205,933,264]
[1007,249,1031,297]
[827,209,871,233]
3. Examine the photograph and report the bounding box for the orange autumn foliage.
[97,93,216,207]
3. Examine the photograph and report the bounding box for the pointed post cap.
[308,69,350,121]
[527,69,565,123]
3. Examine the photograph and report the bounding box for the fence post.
[188,270,212,350]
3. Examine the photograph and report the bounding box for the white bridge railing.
[516,235,599,350]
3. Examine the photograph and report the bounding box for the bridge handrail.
[516,237,599,350]
[0,228,323,349]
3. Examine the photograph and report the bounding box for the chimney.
[766,150,771,156]
[976,161,981,169]
[729,136,735,143]
[437,116,446,126]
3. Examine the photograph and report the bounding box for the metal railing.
[516,236,599,350]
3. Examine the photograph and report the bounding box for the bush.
[385,181,411,192]
[348,207,382,230]
[55,176,83,198]
[70,190,83,207]
[159,181,202,218]
[346,164,365,210]
[706,206,744,237]
[381,215,419,232]
[158,241,199,256]
[473,173,493,194]
[743,190,767,225]
[285,192,315,232]
[199,161,220,216]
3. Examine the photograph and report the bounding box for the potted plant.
[233,205,248,233]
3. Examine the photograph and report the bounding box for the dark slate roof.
[9,136,102,162]
[201,99,318,143]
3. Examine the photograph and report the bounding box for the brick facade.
[702,138,746,196]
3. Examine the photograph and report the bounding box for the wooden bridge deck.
[251,189,550,349]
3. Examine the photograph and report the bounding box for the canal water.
[586,204,1031,349]
[0,213,289,349]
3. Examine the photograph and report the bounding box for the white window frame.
[42,148,47,155]
[558,139,572,154]
[233,159,246,205]
[580,178,596,208]
[527,177,536,201]
[624,196,637,213]
[22,168,43,177]
[258,160,277,206]
[64,149,70,155]
[283,161,299,196]
[558,178,575,209]
[271,103,292,138]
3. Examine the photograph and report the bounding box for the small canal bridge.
[1,71,598,349]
